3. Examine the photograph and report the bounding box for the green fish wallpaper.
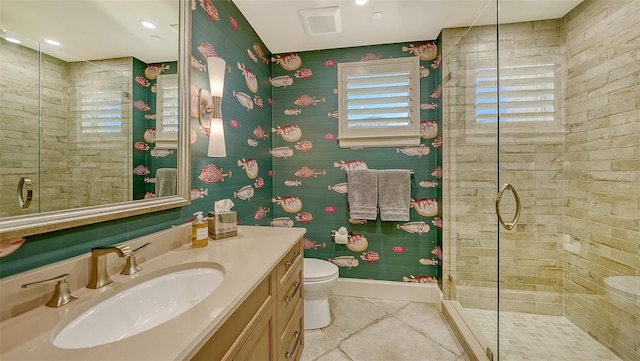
[194,0,443,285]
[132,59,178,200]
[0,0,442,287]
[189,0,275,226]
[270,44,443,285]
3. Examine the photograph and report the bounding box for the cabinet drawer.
[276,240,303,291]
[278,305,304,361]
[277,265,302,335]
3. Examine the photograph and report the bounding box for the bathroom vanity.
[192,237,304,361]
[0,225,306,360]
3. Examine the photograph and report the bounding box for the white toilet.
[303,258,339,330]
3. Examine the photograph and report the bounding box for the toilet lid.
[304,258,339,281]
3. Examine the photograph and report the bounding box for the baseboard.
[331,278,442,307]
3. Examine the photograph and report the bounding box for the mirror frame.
[0,0,191,241]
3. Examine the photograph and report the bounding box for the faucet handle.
[116,244,132,257]
[22,274,78,308]
[120,242,151,275]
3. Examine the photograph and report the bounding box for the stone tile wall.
[66,58,131,208]
[562,1,639,359]
[443,19,566,315]
[0,41,131,217]
[444,1,639,358]
[1,41,69,216]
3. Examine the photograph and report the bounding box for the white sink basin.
[52,265,224,349]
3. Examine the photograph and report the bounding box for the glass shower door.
[495,0,566,359]
[442,0,501,358]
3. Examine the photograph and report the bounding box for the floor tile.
[301,296,468,361]
[324,296,387,343]
[364,298,410,315]
[302,329,342,361]
[395,302,466,357]
[465,308,623,361]
[315,348,353,361]
[340,317,461,361]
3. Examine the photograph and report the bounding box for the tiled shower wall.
[443,19,566,315]
[0,44,130,216]
[562,1,639,359]
[66,58,132,208]
[444,1,639,359]
[1,42,68,217]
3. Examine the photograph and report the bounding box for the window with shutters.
[155,74,179,149]
[475,64,556,123]
[78,90,125,134]
[338,57,420,148]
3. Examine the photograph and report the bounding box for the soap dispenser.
[192,211,208,248]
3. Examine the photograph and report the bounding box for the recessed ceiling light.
[355,0,368,5]
[140,20,156,29]
[45,39,60,46]
[371,12,383,20]
[151,35,163,41]
[5,37,21,44]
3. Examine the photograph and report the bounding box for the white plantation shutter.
[476,64,556,123]
[338,57,420,148]
[78,90,125,134]
[155,74,179,149]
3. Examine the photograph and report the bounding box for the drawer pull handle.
[286,281,301,302]
[286,331,301,359]
[286,251,300,267]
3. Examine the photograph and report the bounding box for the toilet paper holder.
[330,228,352,237]
[331,227,351,245]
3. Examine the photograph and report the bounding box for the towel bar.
[346,170,414,175]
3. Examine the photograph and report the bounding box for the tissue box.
[208,211,237,239]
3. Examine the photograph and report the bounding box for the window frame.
[338,57,421,148]
[155,73,180,149]
[474,63,562,130]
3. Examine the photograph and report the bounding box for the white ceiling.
[233,0,584,54]
[0,0,179,63]
[0,0,583,64]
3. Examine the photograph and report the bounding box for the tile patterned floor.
[300,295,469,361]
[465,308,623,361]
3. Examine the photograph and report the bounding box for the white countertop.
[0,226,306,361]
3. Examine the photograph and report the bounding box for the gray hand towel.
[378,169,411,221]
[155,168,177,197]
[347,169,378,220]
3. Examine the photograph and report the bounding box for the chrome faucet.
[87,245,131,289]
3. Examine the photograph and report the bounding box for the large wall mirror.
[0,0,191,240]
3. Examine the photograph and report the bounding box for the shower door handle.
[495,183,521,230]
[17,177,33,209]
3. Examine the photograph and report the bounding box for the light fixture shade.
[207,118,227,157]
[207,57,226,97]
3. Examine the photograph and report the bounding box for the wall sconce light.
[206,57,227,157]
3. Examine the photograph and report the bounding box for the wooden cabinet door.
[234,302,277,361]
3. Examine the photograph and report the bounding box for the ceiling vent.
[298,6,342,35]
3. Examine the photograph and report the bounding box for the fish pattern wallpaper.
[192,0,443,285]
[191,0,442,284]
[132,59,178,200]
[0,0,442,284]
[271,44,443,285]
[190,0,275,226]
